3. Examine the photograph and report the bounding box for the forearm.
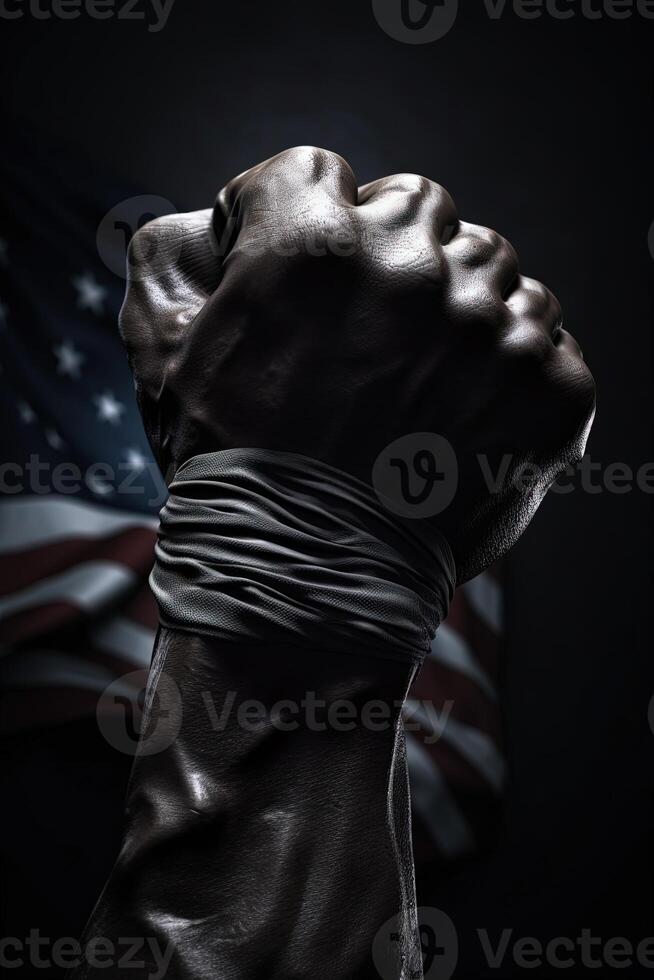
[79,628,420,979]
[97,137,596,980]
[73,448,455,980]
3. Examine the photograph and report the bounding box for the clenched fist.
[120,146,595,580]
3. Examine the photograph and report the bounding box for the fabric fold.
[150,448,455,663]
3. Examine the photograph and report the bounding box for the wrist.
[150,447,455,665]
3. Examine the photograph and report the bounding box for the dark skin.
[75,633,420,980]
[121,145,595,581]
[74,148,596,979]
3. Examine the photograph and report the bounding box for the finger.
[446,221,519,297]
[504,275,562,340]
[119,209,218,384]
[555,326,584,359]
[357,174,458,243]
[214,145,358,243]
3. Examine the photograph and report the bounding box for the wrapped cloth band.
[150,449,455,664]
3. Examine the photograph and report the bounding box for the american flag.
[0,125,165,730]
[0,126,506,864]
[406,566,506,865]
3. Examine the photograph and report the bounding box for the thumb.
[119,208,219,390]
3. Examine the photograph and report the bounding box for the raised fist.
[120,146,595,580]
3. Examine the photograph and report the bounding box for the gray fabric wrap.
[150,448,456,663]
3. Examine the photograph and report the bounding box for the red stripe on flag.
[445,592,502,680]
[410,656,502,741]
[0,527,156,596]
[119,581,159,630]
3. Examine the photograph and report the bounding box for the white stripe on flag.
[405,700,506,793]
[405,734,474,859]
[0,650,118,692]
[0,496,157,553]
[429,623,497,700]
[462,572,503,633]
[92,616,156,668]
[0,561,137,619]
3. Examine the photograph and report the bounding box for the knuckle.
[520,275,550,302]
[127,214,178,270]
[480,226,505,252]
[224,148,356,217]
[508,276,558,320]
[497,237,518,268]
[219,160,270,211]
[127,221,157,262]
[460,222,497,245]
[219,173,256,213]
[281,145,351,181]
[446,287,510,330]
[455,238,487,267]
[130,214,174,247]
[545,356,597,452]
[392,173,433,198]
[503,328,554,373]
[547,286,562,315]
[117,301,145,355]
[550,298,563,326]
[452,222,509,267]
[478,298,510,330]
[430,180,452,202]
[431,183,458,220]
[381,174,451,215]
[216,181,236,215]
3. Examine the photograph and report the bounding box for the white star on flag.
[87,472,114,497]
[124,447,147,472]
[54,339,85,378]
[72,271,107,315]
[94,390,126,425]
[45,428,65,450]
[18,401,36,423]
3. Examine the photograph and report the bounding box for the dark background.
[0,2,652,977]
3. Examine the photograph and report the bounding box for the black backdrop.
[0,2,652,977]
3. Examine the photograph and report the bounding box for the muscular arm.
[76,445,457,979]
[73,146,594,979]
[80,631,419,979]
